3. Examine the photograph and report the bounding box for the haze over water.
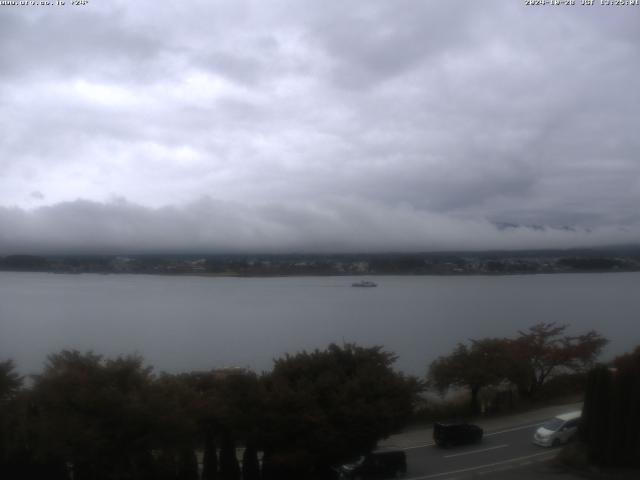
[1,272,638,376]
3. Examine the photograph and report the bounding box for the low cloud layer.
[0,198,637,255]
[1,1,639,252]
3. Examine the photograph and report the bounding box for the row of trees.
[428,322,608,413]
[0,323,613,478]
[0,344,421,480]
[580,346,640,467]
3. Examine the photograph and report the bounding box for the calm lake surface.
[1,272,639,376]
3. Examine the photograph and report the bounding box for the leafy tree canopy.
[31,350,160,478]
[427,322,608,409]
[261,343,422,475]
[428,338,510,413]
[0,360,23,402]
[509,322,608,397]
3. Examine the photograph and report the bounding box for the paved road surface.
[379,402,583,479]
[403,423,558,479]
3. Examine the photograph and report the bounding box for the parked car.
[337,448,407,479]
[533,410,581,447]
[433,422,483,448]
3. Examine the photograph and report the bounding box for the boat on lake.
[352,280,377,288]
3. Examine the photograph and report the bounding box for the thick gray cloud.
[1,0,639,253]
[1,198,638,254]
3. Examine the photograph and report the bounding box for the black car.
[433,422,483,448]
[337,449,407,479]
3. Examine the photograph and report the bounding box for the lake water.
[1,272,639,376]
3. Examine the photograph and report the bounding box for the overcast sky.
[1,0,639,253]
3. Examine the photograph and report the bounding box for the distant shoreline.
[2,251,639,278]
[2,268,639,278]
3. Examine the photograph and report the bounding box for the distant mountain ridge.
[493,221,586,233]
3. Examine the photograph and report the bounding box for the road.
[403,421,558,479]
[379,402,583,480]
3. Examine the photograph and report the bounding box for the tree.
[219,432,240,480]
[580,346,640,467]
[580,364,612,464]
[428,324,608,410]
[508,322,608,398]
[149,373,201,480]
[30,350,166,480]
[180,368,263,480]
[260,343,422,478]
[241,442,260,480]
[0,360,22,401]
[428,338,510,413]
[201,430,218,480]
[0,360,25,479]
[177,447,199,480]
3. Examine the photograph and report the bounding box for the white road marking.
[400,422,544,451]
[403,442,435,450]
[478,465,515,476]
[403,450,556,480]
[484,422,543,437]
[442,444,509,459]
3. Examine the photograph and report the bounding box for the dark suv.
[433,422,483,448]
[337,449,407,479]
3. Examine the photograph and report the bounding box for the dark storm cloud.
[0,0,639,252]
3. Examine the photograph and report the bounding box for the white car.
[533,410,581,447]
